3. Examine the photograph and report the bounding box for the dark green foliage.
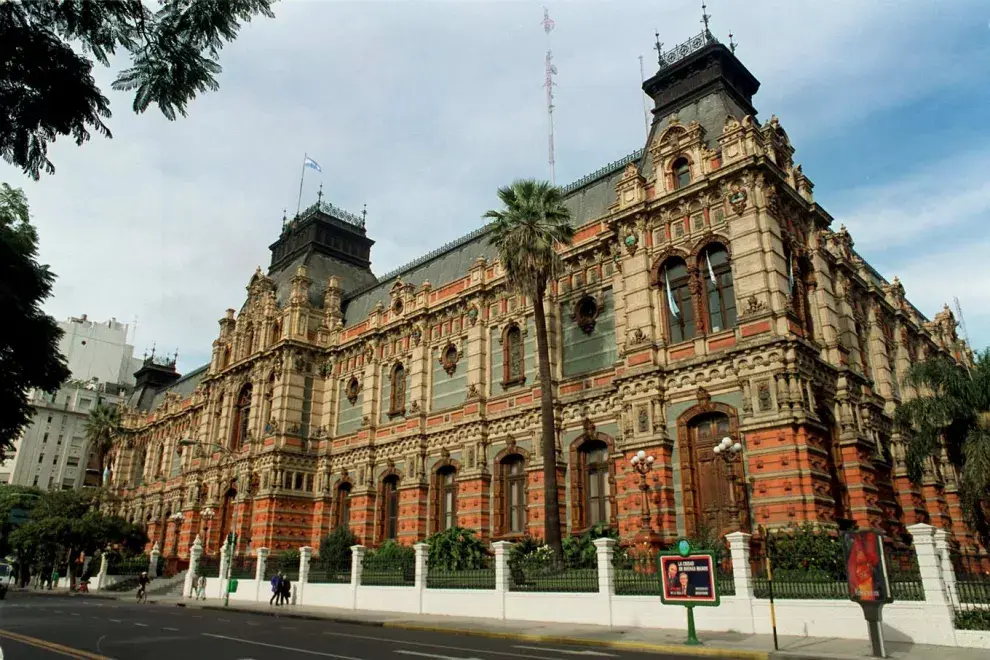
[562,522,619,568]
[0,0,276,179]
[318,525,357,564]
[425,526,488,570]
[954,609,990,631]
[366,540,414,563]
[271,548,300,573]
[0,184,70,457]
[84,402,122,482]
[895,351,990,546]
[763,523,844,575]
[507,536,543,565]
[485,179,575,562]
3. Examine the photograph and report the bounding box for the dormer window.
[673,157,691,190]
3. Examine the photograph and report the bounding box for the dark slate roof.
[128,364,210,413]
[271,250,379,308]
[341,149,643,325]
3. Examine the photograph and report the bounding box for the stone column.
[219,542,232,601]
[185,535,203,598]
[255,547,269,603]
[350,544,366,610]
[593,537,616,629]
[96,553,109,592]
[906,523,948,605]
[932,528,958,606]
[149,542,161,579]
[493,540,513,621]
[298,546,312,605]
[726,531,754,599]
[414,542,428,614]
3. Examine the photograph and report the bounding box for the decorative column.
[298,546,312,605]
[414,542,428,614]
[906,524,948,605]
[185,535,203,598]
[493,540,513,621]
[96,553,109,592]
[218,541,232,601]
[349,544,366,610]
[726,531,753,599]
[255,547,269,603]
[149,542,161,578]
[593,537,616,629]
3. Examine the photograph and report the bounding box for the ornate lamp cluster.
[630,450,656,532]
[713,435,742,459]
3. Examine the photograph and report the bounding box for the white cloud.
[1,0,986,373]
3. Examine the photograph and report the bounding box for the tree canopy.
[0,0,276,179]
[895,350,990,546]
[84,402,122,485]
[0,183,71,457]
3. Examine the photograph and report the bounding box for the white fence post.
[593,537,616,628]
[255,547,269,603]
[149,542,161,578]
[218,542,231,600]
[298,546,312,605]
[492,541,513,621]
[414,542,428,614]
[907,523,949,605]
[185,535,202,598]
[96,553,109,592]
[726,531,754,599]
[350,545,365,610]
[932,528,959,606]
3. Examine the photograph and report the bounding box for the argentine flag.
[304,156,322,173]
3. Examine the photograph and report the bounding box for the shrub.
[366,540,414,563]
[764,523,844,574]
[563,522,619,568]
[319,526,357,564]
[271,549,300,574]
[425,527,488,570]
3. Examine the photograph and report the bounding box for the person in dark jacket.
[279,574,292,605]
[269,572,282,606]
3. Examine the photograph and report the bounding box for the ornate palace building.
[109,30,974,559]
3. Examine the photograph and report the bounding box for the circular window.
[440,344,459,376]
[392,299,404,315]
[345,376,361,404]
[574,295,601,335]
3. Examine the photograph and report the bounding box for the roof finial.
[281,208,287,230]
[654,30,664,65]
[729,31,737,54]
[150,342,156,360]
[173,348,179,366]
[701,1,712,39]
[361,203,367,227]
[317,183,323,204]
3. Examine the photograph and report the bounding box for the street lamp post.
[713,435,744,532]
[200,507,216,555]
[629,449,663,568]
[169,511,184,558]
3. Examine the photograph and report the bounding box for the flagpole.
[295,152,307,217]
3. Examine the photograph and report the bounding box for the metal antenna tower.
[542,7,557,185]
[954,296,971,349]
[638,55,649,139]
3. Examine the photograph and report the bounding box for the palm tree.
[485,179,574,561]
[84,402,122,487]
[894,350,990,546]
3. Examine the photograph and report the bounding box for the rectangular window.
[38,454,44,464]
[43,433,49,443]
[67,457,79,467]
[32,476,39,486]
[300,376,314,438]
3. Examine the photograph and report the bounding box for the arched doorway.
[682,412,750,537]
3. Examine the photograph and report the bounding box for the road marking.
[514,647,617,657]
[109,619,121,623]
[134,623,148,627]
[396,651,483,660]
[163,627,179,632]
[203,634,364,659]
[0,628,111,659]
[322,631,568,660]
[219,618,230,622]
[246,621,259,626]
[70,613,80,616]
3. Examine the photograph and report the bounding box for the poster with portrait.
[658,553,719,606]
[843,530,892,604]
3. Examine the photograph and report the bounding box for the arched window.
[220,346,231,369]
[243,323,254,357]
[211,395,224,445]
[672,157,691,190]
[436,466,457,532]
[270,321,281,345]
[156,443,165,477]
[389,363,406,416]
[502,455,527,535]
[230,384,252,448]
[502,324,525,387]
[659,257,695,343]
[382,475,400,541]
[336,482,352,527]
[263,373,275,430]
[702,245,736,333]
[581,441,610,527]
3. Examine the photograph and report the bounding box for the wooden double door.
[682,413,750,537]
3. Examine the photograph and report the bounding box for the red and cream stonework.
[108,42,978,559]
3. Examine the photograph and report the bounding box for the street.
[0,593,705,659]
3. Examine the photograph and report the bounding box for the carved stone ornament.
[411,399,420,413]
[466,383,481,400]
[757,381,773,412]
[440,446,450,460]
[582,416,597,439]
[345,376,361,405]
[628,328,647,346]
[572,295,602,335]
[363,345,375,362]
[467,306,480,326]
[439,343,460,376]
[319,359,333,379]
[636,406,650,434]
[623,227,639,256]
[361,415,370,428]
[743,295,767,316]
[411,326,423,345]
[696,385,711,406]
[728,185,748,214]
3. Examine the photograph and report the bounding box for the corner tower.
[267,194,379,307]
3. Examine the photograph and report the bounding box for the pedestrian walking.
[269,572,282,606]
[196,574,206,600]
[280,573,292,606]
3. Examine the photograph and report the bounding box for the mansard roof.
[341,149,644,325]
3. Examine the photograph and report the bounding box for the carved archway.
[675,396,749,537]
[568,429,619,533]
[430,454,464,534]
[492,438,531,538]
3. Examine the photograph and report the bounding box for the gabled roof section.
[341,150,642,326]
[149,363,210,411]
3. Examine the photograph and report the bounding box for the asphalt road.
[0,592,707,659]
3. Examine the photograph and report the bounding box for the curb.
[189,603,387,627]
[16,590,118,601]
[382,622,770,660]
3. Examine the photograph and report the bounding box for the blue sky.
[2,0,988,373]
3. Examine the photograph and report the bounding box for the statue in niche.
[637,406,650,434]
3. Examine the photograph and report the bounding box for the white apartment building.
[0,315,143,489]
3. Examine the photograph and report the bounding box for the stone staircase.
[146,570,188,598]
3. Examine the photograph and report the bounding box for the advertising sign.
[658,553,720,607]
[843,530,892,605]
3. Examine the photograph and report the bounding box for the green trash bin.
[227,578,238,594]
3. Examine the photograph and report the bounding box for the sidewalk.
[37,590,979,660]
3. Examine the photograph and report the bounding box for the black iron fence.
[107,556,148,577]
[197,555,221,579]
[228,556,256,579]
[950,549,990,631]
[508,550,598,593]
[308,556,351,584]
[264,553,300,582]
[613,541,734,597]
[426,553,496,590]
[361,550,415,587]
